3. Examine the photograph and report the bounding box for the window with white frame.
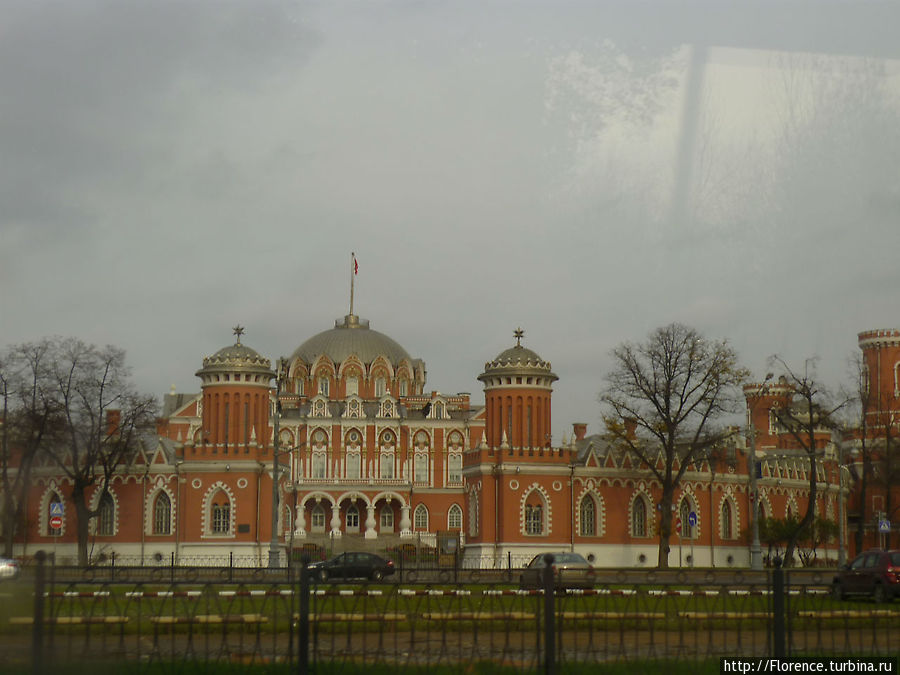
[295,377,304,396]
[414,452,428,483]
[399,379,408,397]
[311,504,326,532]
[211,493,231,534]
[380,506,394,532]
[448,453,462,484]
[632,497,647,537]
[345,504,360,533]
[580,496,596,536]
[448,504,462,530]
[468,491,479,537]
[97,492,115,536]
[525,502,543,535]
[721,500,734,539]
[414,504,428,531]
[380,452,394,479]
[153,492,171,535]
[679,499,694,539]
[346,376,358,396]
[318,376,330,397]
[346,451,361,479]
[312,452,327,479]
[375,376,386,397]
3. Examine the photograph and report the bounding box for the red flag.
[354,258,358,275]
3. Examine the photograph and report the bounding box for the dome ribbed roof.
[196,334,273,378]
[291,314,413,366]
[479,332,557,384]
[492,345,545,365]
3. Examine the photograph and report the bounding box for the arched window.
[311,504,326,533]
[375,377,387,397]
[317,376,329,397]
[97,492,115,536]
[414,452,428,483]
[414,504,428,531]
[345,451,361,479]
[399,379,408,397]
[312,452,327,479]
[153,492,171,535]
[49,493,63,537]
[525,502,543,535]
[721,501,733,539]
[679,499,693,539]
[380,451,395,479]
[580,496,596,536]
[211,493,231,534]
[632,497,647,537]
[468,491,479,537]
[345,505,360,533]
[448,504,463,530]
[447,454,463,484]
[345,375,359,396]
[380,506,394,532]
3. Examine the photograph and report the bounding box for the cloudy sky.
[2,1,899,441]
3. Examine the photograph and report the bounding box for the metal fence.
[3,554,899,674]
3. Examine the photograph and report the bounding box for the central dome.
[291,314,413,366]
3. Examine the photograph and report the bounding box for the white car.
[0,558,19,580]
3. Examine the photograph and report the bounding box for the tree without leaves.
[847,353,876,555]
[0,340,65,556]
[38,338,157,565]
[600,323,749,568]
[768,356,847,567]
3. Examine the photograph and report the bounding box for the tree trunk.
[657,487,674,568]
[73,485,92,566]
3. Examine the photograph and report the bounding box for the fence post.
[170,551,175,584]
[32,551,47,675]
[542,554,556,675]
[230,551,234,583]
[771,556,786,658]
[298,556,310,675]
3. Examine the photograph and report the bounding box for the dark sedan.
[308,552,395,582]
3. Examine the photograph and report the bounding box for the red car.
[832,550,900,603]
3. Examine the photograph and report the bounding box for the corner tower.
[858,329,900,420]
[194,326,275,456]
[478,329,557,449]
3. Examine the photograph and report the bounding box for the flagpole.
[350,252,355,316]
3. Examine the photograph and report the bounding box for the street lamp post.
[746,374,773,572]
[268,358,288,569]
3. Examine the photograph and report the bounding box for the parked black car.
[308,552,395,582]
[832,550,900,603]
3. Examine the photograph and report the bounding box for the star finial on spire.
[233,325,245,344]
[513,327,524,347]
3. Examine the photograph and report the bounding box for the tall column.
[399,505,412,538]
[330,503,342,538]
[364,505,377,539]
[294,504,306,538]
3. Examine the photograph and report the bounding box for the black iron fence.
[3,554,899,674]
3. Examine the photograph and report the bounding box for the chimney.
[106,409,121,438]
[572,423,587,441]
[624,417,637,440]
